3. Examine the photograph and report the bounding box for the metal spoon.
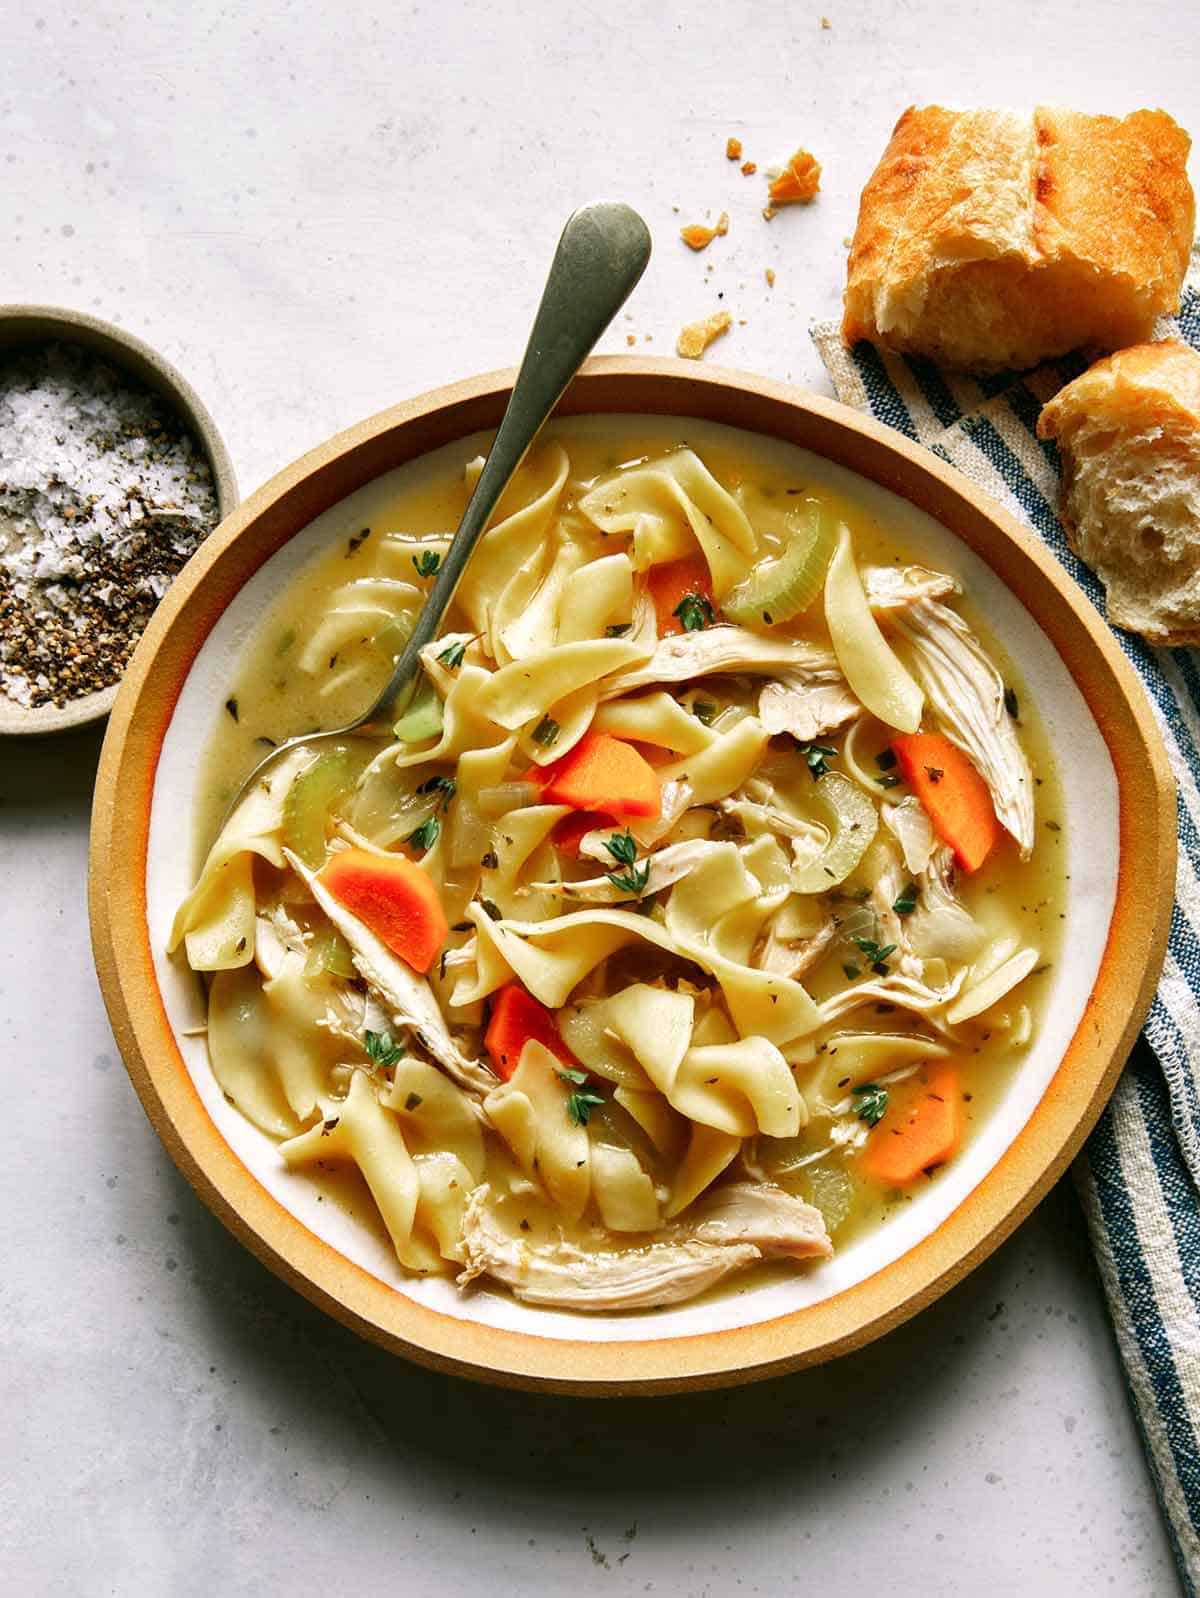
[225,200,651,816]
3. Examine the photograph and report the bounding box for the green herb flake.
[566,1088,606,1126]
[365,1029,405,1067]
[346,527,371,557]
[924,765,944,784]
[799,742,837,779]
[878,773,901,788]
[224,696,239,722]
[892,883,919,916]
[692,699,717,726]
[842,962,862,979]
[875,748,897,771]
[673,592,715,632]
[437,639,468,668]
[416,774,457,811]
[532,715,561,747]
[850,935,897,975]
[404,1092,423,1111]
[1004,687,1019,719]
[480,898,503,921]
[603,827,650,897]
[853,1082,889,1126]
[557,1067,590,1086]
[605,622,632,637]
[480,849,499,870]
[412,550,442,578]
[405,816,441,852]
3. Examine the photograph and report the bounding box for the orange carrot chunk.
[536,732,661,819]
[485,983,579,1082]
[646,554,715,636]
[891,732,999,873]
[551,810,613,856]
[862,1060,963,1186]
[318,848,448,974]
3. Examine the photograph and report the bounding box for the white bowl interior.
[145,415,1118,1344]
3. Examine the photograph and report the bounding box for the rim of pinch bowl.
[87,358,1175,1395]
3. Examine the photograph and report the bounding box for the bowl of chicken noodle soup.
[90,361,1174,1392]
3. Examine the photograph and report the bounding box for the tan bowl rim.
[0,302,238,738]
[88,356,1175,1395]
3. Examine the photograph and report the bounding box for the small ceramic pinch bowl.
[0,304,237,736]
[88,359,1175,1395]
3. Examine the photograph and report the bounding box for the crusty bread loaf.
[843,106,1194,371]
[1037,340,1200,646]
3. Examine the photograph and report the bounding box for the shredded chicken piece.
[863,564,958,610]
[817,966,967,1031]
[601,626,840,698]
[889,598,1035,856]
[676,311,732,360]
[458,1186,762,1310]
[755,910,837,979]
[758,674,861,741]
[284,849,496,1097]
[907,843,986,964]
[720,793,825,844]
[867,850,924,981]
[253,903,309,981]
[457,1181,831,1310]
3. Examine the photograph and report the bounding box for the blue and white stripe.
[813,277,1200,1597]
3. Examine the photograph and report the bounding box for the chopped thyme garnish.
[924,765,944,784]
[842,962,862,979]
[558,1066,590,1086]
[799,741,837,779]
[565,1086,606,1125]
[412,550,441,578]
[605,622,632,637]
[532,715,561,747]
[405,815,441,852]
[480,849,499,870]
[365,1029,405,1067]
[853,1082,889,1126]
[878,773,901,788]
[875,748,897,771]
[692,699,717,725]
[479,898,503,920]
[346,527,371,557]
[673,592,715,632]
[416,774,457,811]
[1004,687,1019,718]
[436,638,468,668]
[604,827,650,896]
[850,935,897,975]
[892,883,919,916]
[224,696,239,721]
[404,1092,423,1111]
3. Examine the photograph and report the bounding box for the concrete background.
[4,1,1195,1591]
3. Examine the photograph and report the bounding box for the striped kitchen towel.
[812,269,1200,1595]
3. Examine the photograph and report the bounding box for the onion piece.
[945,946,1040,1025]
[824,525,923,733]
[790,772,879,892]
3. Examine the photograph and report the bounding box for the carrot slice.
[318,848,448,973]
[646,554,714,636]
[551,810,613,856]
[862,1060,963,1186]
[535,732,661,819]
[891,732,999,873]
[485,983,579,1081]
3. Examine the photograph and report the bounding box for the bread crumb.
[842,236,852,248]
[768,148,821,206]
[741,160,757,175]
[762,206,777,221]
[676,311,732,359]
[725,137,743,161]
[821,14,831,26]
[625,334,636,346]
[680,212,729,251]
[765,267,776,287]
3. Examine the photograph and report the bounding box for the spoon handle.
[363,200,652,727]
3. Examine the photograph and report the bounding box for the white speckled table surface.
[4,2,1195,1593]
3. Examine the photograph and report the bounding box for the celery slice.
[393,681,444,744]
[722,504,837,626]
[790,772,879,892]
[282,744,370,868]
[304,925,358,981]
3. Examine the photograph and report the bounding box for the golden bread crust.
[843,105,1194,368]
[1038,339,1200,441]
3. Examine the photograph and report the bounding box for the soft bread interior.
[1058,414,1200,645]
